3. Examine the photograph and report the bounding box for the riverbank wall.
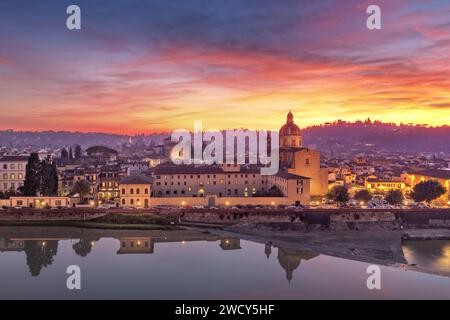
[178,208,450,231]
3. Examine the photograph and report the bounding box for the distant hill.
[0,130,169,149]
[302,120,450,153]
[1,120,449,153]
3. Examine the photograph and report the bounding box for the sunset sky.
[0,0,449,134]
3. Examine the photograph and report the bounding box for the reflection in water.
[118,238,154,254]
[277,248,319,282]
[403,240,450,275]
[1,228,450,299]
[265,243,271,259]
[0,234,317,282]
[73,237,100,257]
[24,240,58,276]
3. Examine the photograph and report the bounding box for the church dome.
[279,111,301,136]
[279,110,302,147]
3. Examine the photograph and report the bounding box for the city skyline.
[1,0,450,134]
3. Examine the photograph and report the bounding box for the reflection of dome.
[277,248,319,282]
[280,111,302,147]
[277,248,301,282]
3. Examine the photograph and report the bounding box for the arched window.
[136,188,140,194]
[121,189,125,194]
[130,199,134,205]
[122,199,125,205]
[144,188,148,194]
[130,188,134,194]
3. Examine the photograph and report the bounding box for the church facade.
[117,111,328,208]
[279,111,329,197]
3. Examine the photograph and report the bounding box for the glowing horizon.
[1,0,449,134]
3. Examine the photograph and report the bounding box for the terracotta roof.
[275,170,310,180]
[0,155,29,162]
[120,174,153,184]
[150,164,261,175]
[408,169,450,180]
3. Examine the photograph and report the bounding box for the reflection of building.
[119,175,152,208]
[277,248,319,282]
[0,238,25,252]
[264,243,272,259]
[219,238,241,250]
[0,155,28,192]
[117,237,154,254]
[279,112,328,196]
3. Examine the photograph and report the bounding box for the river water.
[0,227,449,299]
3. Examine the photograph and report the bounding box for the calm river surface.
[0,227,449,299]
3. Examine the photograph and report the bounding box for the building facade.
[401,169,450,203]
[279,112,328,196]
[119,175,152,208]
[0,156,29,192]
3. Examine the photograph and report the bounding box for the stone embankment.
[178,208,450,231]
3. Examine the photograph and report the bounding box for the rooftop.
[120,174,153,185]
[0,155,29,162]
[408,169,450,180]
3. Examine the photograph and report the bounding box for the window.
[305,158,310,165]
[17,200,23,206]
[136,188,140,194]
[122,199,125,205]
[130,188,134,194]
[55,200,62,206]
[3,164,7,170]
[122,189,125,194]
[144,188,148,194]
[10,164,15,169]
[130,199,134,205]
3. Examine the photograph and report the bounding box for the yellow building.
[279,111,328,196]
[119,175,152,208]
[365,178,406,193]
[0,155,28,192]
[149,164,310,206]
[401,170,450,203]
[8,196,71,208]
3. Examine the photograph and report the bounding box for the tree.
[354,189,372,203]
[327,185,349,205]
[24,154,58,197]
[385,190,404,205]
[37,156,58,196]
[72,180,91,203]
[69,148,74,162]
[268,186,284,197]
[411,180,446,203]
[39,157,52,196]
[23,153,40,196]
[50,162,58,195]
[74,145,82,159]
[61,148,68,161]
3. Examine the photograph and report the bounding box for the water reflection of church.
[0,236,318,281]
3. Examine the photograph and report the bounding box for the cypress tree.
[23,153,40,196]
